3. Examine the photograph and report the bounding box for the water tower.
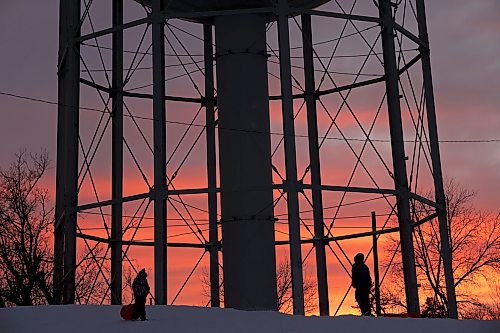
[54,0,458,317]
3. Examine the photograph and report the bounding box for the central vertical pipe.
[215,14,278,311]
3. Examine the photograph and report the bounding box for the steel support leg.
[204,24,220,308]
[56,0,81,305]
[54,0,69,304]
[372,212,381,316]
[152,0,167,305]
[111,0,124,305]
[415,0,458,319]
[301,14,329,316]
[277,0,305,315]
[378,0,420,314]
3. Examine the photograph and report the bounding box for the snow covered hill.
[1,305,498,333]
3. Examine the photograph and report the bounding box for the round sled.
[120,304,135,320]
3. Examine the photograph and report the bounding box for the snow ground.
[1,305,498,333]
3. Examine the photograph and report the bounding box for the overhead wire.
[2,91,499,144]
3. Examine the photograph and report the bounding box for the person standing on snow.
[351,253,372,316]
[132,268,150,321]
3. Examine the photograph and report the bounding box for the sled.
[120,304,135,320]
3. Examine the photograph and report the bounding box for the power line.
[2,90,500,144]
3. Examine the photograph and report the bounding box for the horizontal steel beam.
[79,79,203,104]
[291,8,382,24]
[77,233,207,248]
[161,7,274,21]
[158,187,217,196]
[76,190,213,213]
[398,53,422,75]
[316,54,421,97]
[76,17,151,43]
[317,76,384,97]
[123,91,203,103]
[410,192,445,210]
[394,23,428,49]
[75,187,217,212]
[297,183,398,195]
[270,92,305,101]
[76,192,150,212]
[80,78,112,93]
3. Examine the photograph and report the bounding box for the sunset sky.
[0,0,499,314]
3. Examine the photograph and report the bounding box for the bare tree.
[199,265,224,307]
[382,179,500,318]
[0,150,54,306]
[73,245,111,304]
[275,257,318,314]
[0,150,108,306]
[200,256,318,314]
[460,282,500,320]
